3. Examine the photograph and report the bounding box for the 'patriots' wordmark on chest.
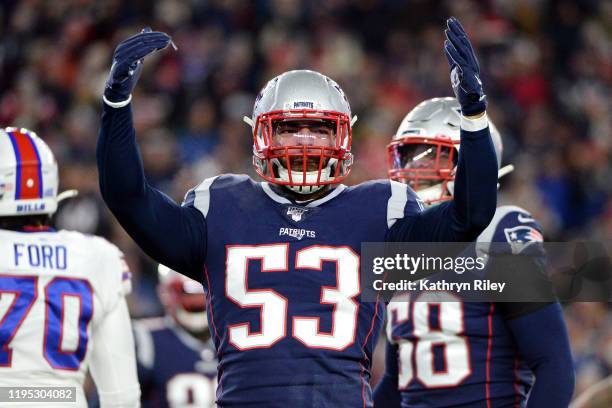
[279,227,316,240]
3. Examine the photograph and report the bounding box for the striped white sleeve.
[181,176,219,218]
[387,181,409,228]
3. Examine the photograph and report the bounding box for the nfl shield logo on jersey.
[287,206,307,222]
[504,225,543,254]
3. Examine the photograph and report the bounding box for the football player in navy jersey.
[133,265,217,407]
[97,19,499,407]
[374,97,575,407]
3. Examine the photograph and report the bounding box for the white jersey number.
[387,293,471,388]
[166,373,216,407]
[0,275,93,370]
[226,244,360,351]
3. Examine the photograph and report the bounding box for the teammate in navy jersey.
[97,19,498,407]
[134,265,216,408]
[374,97,575,407]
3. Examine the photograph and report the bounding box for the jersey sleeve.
[181,176,219,218]
[94,239,133,315]
[476,205,544,256]
[477,206,553,319]
[506,303,575,406]
[97,103,206,280]
[493,211,575,405]
[386,180,424,229]
[89,298,141,408]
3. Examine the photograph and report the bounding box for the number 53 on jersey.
[224,244,362,351]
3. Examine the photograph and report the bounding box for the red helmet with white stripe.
[0,127,59,216]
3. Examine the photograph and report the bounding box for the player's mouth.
[280,156,318,173]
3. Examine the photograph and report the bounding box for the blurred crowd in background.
[1,0,610,398]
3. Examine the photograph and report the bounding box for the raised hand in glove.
[444,17,487,117]
[104,28,173,105]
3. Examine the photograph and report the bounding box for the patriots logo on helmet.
[504,225,543,254]
[293,101,314,109]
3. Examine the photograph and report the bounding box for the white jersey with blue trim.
[0,228,132,407]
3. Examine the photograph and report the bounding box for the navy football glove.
[104,28,172,103]
[444,17,487,116]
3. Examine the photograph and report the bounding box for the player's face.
[399,143,455,190]
[272,120,336,172]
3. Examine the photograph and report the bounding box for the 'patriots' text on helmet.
[244,70,356,195]
[387,97,505,205]
[0,127,59,217]
[158,264,208,334]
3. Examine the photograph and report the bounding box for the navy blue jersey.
[182,175,423,407]
[133,317,217,408]
[98,103,499,407]
[386,206,544,408]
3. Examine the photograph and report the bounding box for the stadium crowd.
[1,0,610,398]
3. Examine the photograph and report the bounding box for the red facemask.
[387,135,459,204]
[252,109,353,190]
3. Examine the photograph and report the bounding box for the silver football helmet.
[388,97,509,205]
[244,70,356,194]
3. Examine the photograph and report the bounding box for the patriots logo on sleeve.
[504,225,543,254]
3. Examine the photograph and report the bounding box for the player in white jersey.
[0,127,140,407]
